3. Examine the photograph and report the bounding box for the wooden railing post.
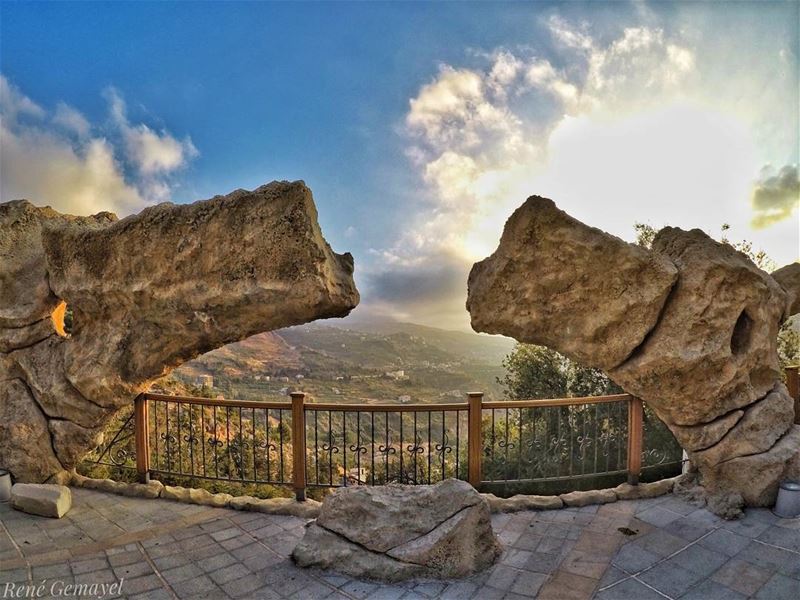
[785,366,800,425]
[291,392,307,501]
[467,392,483,489]
[134,394,150,483]
[627,396,643,485]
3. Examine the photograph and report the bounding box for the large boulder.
[467,195,800,511]
[0,182,359,482]
[466,197,678,371]
[292,479,501,581]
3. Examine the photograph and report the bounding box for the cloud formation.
[370,12,794,329]
[751,165,800,228]
[0,75,198,216]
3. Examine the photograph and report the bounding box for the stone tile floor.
[0,488,798,599]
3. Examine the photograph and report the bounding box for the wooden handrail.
[143,392,291,410]
[482,393,631,409]
[304,402,469,412]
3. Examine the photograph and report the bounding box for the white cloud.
[105,87,198,176]
[374,13,795,329]
[750,164,799,229]
[0,76,198,215]
[0,76,45,120]
[53,102,91,137]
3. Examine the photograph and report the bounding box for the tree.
[498,343,620,400]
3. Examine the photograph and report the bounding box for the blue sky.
[2,1,798,329]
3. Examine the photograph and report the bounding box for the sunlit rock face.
[0,182,359,483]
[467,196,799,510]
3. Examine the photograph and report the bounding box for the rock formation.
[292,479,501,581]
[0,181,359,483]
[467,196,800,511]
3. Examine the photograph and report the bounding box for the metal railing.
[84,389,693,500]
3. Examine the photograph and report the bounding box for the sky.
[1,1,798,331]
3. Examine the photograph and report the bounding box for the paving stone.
[662,516,715,542]
[412,582,446,598]
[595,578,664,600]
[340,580,381,599]
[696,528,750,557]
[471,586,507,600]
[711,557,773,596]
[754,573,800,600]
[737,540,797,572]
[31,562,71,579]
[638,561,705,597]
[112,560,153,579]
[631,528,687,558]
[70,557,109,575]
[242,551,283,572]
[486,564,520,590]
[611,543,662,573]
[152,552,191,570]
[211,527,241,542]
[364,585,405,600]
[524,551,560,574]
[501,548,533,568]
[537,570,596,600]
[512,532,544,551]
[669,543,729,577]
[170,574,222,599]
[108,549,143,567]
[680,578,747,600]
[597,565,628,589]
[161,562,205,584]
[121,574,164,595]
[439,581,479,600]
[0,568,29,583]
[197,552,237,572]
[209,562,251,586]
[757,524,800,552]
[74,568,118,585]
[509,570,548,597]
[221,572,268,598]
[721,515,772,538]
[632,506,684,528]
[129,589,174,600]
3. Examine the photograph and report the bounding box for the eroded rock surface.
[467,195,800,511]
[0,182,359,482]
[292,479,501,581]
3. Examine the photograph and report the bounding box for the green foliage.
[633,222,657,249]
[779,319,800,368]
[498,343,621,400]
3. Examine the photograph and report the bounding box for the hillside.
[168,319,516,402]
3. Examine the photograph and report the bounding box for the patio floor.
[1,488,798,599]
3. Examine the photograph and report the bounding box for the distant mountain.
[171,318,515,401]
[332,317,515,364]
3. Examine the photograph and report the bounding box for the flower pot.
[774,480,800,519]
